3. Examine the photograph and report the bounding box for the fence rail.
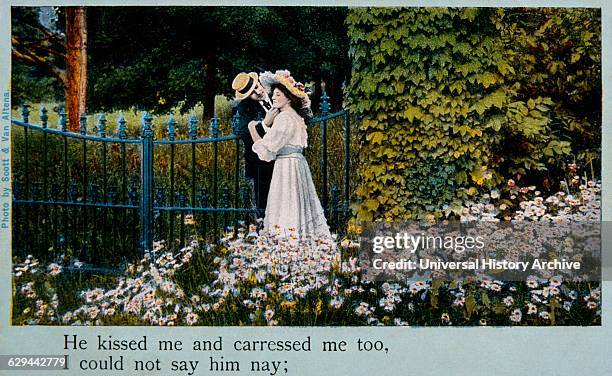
[11,93,353,268]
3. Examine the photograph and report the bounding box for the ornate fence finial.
[108,184,118,204]
[13,180,20,200]
[188,114,198,139]
[167,114,176,141]
[40,106,48,128]
[21,104,30,123]
[69,183,78,202]
[98,112,107,138]
[331,185,340,227]
[90,184,100,203]
[210,115,219,138]
[141,112,153,138]
[128,186,139,205]
[155,185,165,206]
[79,113,87,135]
[31,182,41,201]
[222,186,229,208]
[320,81,330,116]
[239,186,249,208]
[59,107,67,132]
[199,187,209,207]
[117,112,127,139]
[178,188,187,207]
[50,182,59,202]
[231,110,240,134]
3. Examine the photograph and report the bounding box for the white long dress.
[252,111,332,240]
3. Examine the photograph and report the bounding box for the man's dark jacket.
[232,98,274,217]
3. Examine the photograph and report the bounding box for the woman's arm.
[263,108,279,127]
[249,108,279,141]
[252,112,294,162]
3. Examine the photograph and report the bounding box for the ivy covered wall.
[346,8,600,222]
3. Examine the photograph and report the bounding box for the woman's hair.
[271,83,303,115]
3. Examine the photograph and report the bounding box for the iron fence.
[11,93,353,267]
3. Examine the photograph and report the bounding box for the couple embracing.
[231,70,331,241]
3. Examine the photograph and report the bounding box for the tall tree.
[65,7,87,130]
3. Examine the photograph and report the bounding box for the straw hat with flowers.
[259,70,311,109]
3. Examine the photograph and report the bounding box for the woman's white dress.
[252,111,331,239]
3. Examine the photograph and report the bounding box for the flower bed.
[12,180,602,326]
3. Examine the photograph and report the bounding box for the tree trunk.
[203,50,216,120]
[65,7,87,132]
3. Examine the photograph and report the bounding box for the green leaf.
[492,302,506,315]
[369,131,385,145]
[403,106,423,122]
[363,199,380,212]
[481,291,491,308]
[466,293,477,319]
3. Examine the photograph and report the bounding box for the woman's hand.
[263,108,280,127]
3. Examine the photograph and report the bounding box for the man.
[231,72,277,219]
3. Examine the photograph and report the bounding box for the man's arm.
[233,100,269,139]
[232,102,252,139]
[254,122,267,137]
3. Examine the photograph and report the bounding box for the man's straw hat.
[232,72,259,100]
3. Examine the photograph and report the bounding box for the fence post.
[141,112,154,252]
[232,111,241,238]
[331,186,339,231]
[21,104,30,200]
[343,110,350,211]
[210,116,220,242]
[99,112,108,258]
[40,107,50,253]
[189,114,198,208]
[41,107,48,197]
[79,113,89,261]
[117,113,128,253]
[320,83,330,214]
[167,114,176,246]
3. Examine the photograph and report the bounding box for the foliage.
[492,8,601,182]
[347,8,507,221]
[11,7,65,105]
[75,7,349,115]
[11,64,63,105]
[346,8,600,222]
[13,7,350,116]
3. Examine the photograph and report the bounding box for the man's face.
[249,82,266,101]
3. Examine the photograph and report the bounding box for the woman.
[247,71,331,240]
